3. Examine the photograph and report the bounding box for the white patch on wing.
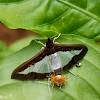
[58,50,82,67]
[19,50,81,74]
[32,56,52,73]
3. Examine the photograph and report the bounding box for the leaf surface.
[0,41,13,62]
[9,35,47,52]
[0,35,100,100]
[0,0,100,40]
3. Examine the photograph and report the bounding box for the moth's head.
[51,75,66,86]
[46,38,53,48]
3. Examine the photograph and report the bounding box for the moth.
[11,35,88,87]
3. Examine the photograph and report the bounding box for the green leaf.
[0,41,13,62]
[0,35,100,100]
[94,34,100,42]
[9,35,47,52]
[0,0,100,40]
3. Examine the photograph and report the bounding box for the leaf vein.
[70,19,92,34]
[57,0,100,22]
[31,7,71,28]
[84,58,100,71]
[73,37,100,54]
[76,74,100,98]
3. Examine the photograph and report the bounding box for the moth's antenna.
[68,70,77,76]
[34,40,46,47]
[53,33,61,43]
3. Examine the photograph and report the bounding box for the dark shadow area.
[0,21,36,46]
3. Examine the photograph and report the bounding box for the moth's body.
[51,75,66,86]
[11,37,88,87]
[45,51,66,86]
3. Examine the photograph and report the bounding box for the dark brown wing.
[54,44,88,71]
[11,47,52,81]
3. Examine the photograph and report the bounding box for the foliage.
[0,41,13,62]
[0,35,100,100]
[0,0,100,99]
[0,0,100,40]
[9,35,46,52]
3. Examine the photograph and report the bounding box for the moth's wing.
[11,48,51,81]
[11,43,88,81]
[20,55,53,74]
[19,52,62,74]
[32,56,52,73]
[57,50,82,68]
[55,44,88,70]
[33,53,62,73]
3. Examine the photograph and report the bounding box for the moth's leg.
[53,33,61,43]
[33,79,38,82]
[57,83,59,87]
[68,70,77,76]
[60,85,62,88]
[55,42,59,44]
[41,47,44,50]
[48,77,51,92]
[34,40,46,47]
[52,84,54,88]
[76,62,81,67]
